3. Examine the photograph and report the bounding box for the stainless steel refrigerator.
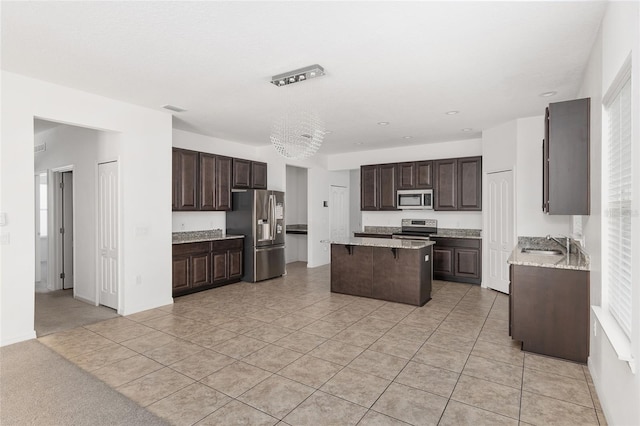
[226,189,285,282]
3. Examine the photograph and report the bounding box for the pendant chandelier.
[269,65,326,160]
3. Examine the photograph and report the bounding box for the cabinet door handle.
[345,245,353,255]
[391,248,398,259]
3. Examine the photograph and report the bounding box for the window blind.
[605,77,633,339]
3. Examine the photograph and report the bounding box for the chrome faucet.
[546,234,571,254]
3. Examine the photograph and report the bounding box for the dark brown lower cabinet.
[510,264,589,363]
[330,243,432,306]
[431,237,481,284]
[172,238,243,297]
[212,239,244,285]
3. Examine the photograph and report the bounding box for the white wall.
[482,120,517,174]
[349,169,361,234]
[515,117,571,237]
[579,2,640,425]
[34,123,118,303]
[1,71,173,346]
[309,169,350,268]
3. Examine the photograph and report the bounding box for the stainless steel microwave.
[397,189,433,210]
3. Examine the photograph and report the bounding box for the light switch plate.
[0,233,9,245]
[0,212,6,226]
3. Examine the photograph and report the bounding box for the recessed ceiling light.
[540,91,557,97]
[462,128,473,132]
[162,104,187,113]
[354,142,364,145]
[402,136,413,139]
[377,121,390,126]
[324,130,333,135]
[445,110,459,115]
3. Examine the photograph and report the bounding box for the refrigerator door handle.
[270,194,276,242]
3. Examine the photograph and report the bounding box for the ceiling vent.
[162,104,187,113]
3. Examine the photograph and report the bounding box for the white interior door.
[487,170,515,294]
[61,171,74,290]
[34,174,41,283]
[330,186,348,240]
[98,161,118,309]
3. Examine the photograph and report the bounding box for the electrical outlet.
[136,275,142,285]
[0,212,6,226]
[0,233,9,245]
[180,223,185,230]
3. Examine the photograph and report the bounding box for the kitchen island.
[323,237,435,306]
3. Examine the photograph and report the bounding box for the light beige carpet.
[0,339,168,425]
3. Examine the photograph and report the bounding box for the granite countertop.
[286,224,308,235]
[507,237,590,271]
[322,237,435,250]
[172,230,245,244]
[431,228,482,239]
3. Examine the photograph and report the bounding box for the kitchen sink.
[521,248,564,255]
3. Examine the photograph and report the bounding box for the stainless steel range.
[392,219,438,240]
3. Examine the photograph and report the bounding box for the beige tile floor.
[39,262,606,426]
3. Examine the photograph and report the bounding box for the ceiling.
[2,1,606,155]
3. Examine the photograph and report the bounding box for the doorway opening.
[55,169,74,290]
[33,119,120,336]
[285,165,308,265]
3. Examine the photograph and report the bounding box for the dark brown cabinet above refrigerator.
[232,158,268,190]
[543,98,590,215]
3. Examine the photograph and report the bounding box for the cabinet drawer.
[431,237,480,249]
[212,238,243,251]
[173,242,211,256]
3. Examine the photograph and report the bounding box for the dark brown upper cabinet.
[172,148,199,211]
[457,156,482,211]
[379,163,398,210]
[543,98,590,215]
[232,158,252,189]
[397,162,417,190]
[232,158,267,190]
[360,164,397,211]
[215,155,233,211]
[415,161,433,189]
[434,159,458,211]
[251,161,268,189]
[361,165,380,211]
[397,161,433,190]
[199,152,217,210]
[173,149,232,212]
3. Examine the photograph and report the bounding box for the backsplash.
[518,236,585,254]
[363,226,401,234]
[172,229,223,243]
